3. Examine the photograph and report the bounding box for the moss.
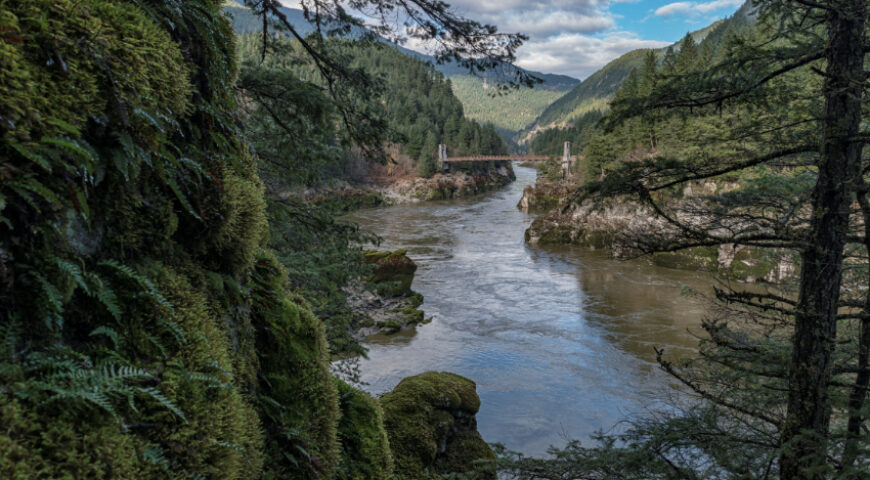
[433,429,496,479]
[377,318,404,334]
[249,251,340,480]
[0,0,192,142]
[0,392,159,479]
[195,162,269,276]
[144,266,264,480]
[380,371,494,480]
[408,291,424,308]
[402,307,425,325]
[365,249,418,297]
[536,224,574,244]
[335,379,394,480]
[652,246,719,272]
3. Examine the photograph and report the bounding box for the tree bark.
[779,1,867,479]
[840,191,870,476]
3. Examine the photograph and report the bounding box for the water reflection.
[342,166,714,456]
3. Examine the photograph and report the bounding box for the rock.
[386,165,516,203]
[365,249,418,297]
[524,178,798,283]
[346,251,429,337]
[380,372,495,480]
[517,177,574,213]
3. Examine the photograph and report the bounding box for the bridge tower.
[561,142,573,178]
[437,144,449,173]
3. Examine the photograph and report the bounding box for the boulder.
[380,372,495,480]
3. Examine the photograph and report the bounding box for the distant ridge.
[222,2,580,92]
[527,0,757,135]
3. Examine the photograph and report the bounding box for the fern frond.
[147,334,169,359]
[34,274,64,330]
[40,136,96,171]
[137,386,186,421]
[55,257,90,295]
[157,318,186,346]
[89,326,120,349]
[9,140,51,172]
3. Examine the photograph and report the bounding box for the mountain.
[527,0,756,134]
[222,1,579,135]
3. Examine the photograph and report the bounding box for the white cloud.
[655,0,743,17]
[515,33,670,78]
[696,0,744,13]
[500,11,616,36]
[654,2,694,17]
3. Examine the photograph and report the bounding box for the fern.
[137,386,186,421]
[143,444,171,472]
[89,326,120,349]
[40,136,96,171]
[9,140,52,172]
[34,273,64,330]
[24,352,186,422]
[99,260,175,314]
[56,258,90,295]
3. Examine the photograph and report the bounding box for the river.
[343,166,717,456]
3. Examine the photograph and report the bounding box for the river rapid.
[343,166,717,456]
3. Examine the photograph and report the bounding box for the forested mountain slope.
[224,1,578,137]
[529,1,756,133]
[237,35,508,179]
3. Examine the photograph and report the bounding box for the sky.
[280,0,746,80]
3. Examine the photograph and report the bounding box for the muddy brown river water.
[343,166,718,456]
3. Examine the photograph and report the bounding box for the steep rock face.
[380,372,496,480]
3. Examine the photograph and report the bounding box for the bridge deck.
[444,155,578,162]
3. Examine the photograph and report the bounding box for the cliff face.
[0,1,493,479]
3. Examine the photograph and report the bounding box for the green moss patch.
[380,371,495,480]
[335,379,394,480]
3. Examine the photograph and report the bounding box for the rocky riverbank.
[522,177,796,283]
[295,164,516,212]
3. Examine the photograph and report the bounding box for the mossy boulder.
[335,379,394,480]
[249,251,340,480]
[364,249,418,297]
[380,372,495,480]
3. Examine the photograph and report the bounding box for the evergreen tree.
[417,131,439,178]
[503,2,869,479]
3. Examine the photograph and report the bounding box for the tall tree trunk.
[840,192,870,475]
[779,1,867,479]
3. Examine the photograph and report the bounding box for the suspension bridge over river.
[437,142,578,176]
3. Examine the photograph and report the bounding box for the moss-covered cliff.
[0,2,494,479]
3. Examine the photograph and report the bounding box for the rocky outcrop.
[383,165,516,203]
[517,177,576,212]
[525,182,796,283]
[347,250,430,337]
[283,165,516,212]
[380,372,496,480]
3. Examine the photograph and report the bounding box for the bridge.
[437,142,578,177]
